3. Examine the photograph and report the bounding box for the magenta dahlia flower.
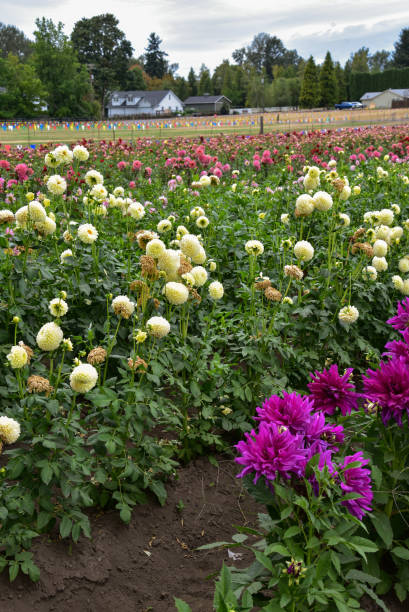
[308,365,359,416]
[362,357,409,425]
[338,452,373,520]
[387,298,409,332]
[304,412,345,455]
[256,392,314,433]
[383,329,409,364]
[235,422,308,484]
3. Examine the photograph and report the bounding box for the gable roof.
[361,89,409,101]
[360,92,381,100]
[108,90,182,108]
[184,95,231,105]
[389,88,409,98]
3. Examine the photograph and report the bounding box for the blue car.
[334,101,354,109]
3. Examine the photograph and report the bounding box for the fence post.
[259,115,264,135]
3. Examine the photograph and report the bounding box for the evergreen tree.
[143,32,168,79]
[393,28,409,67]
[319,51,337,107]
[174,76,188,101]
[187,67,197,96]
[334,62,347,102]
[299,56,319,108]
[198,64,212,95]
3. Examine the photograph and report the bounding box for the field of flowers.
[1,126,409,610]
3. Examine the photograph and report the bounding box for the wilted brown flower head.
[284,265,304,280]
[140,255,159,279]
[178,255,193,276]
[87,346,107,365]
[333,178,346,192]
[0,212,14,224]
[130,279,149,295]
[254,278,271,290]
[19,341,34,364]
[264,287,282,301]
[351,242,374,257]
[153,298,160,309]
[188,287,202,304]
[136,230,158,250]
[27,375,54,396]
[351,227,366,243]
[127,356,148,372]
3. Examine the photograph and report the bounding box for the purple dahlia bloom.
[362,356,409,425]
[308,365,359,416]
[387,298,409,333]
[338,451,373,520]
[235,421,308,484]
[256,391,314,433]
[383,329,409,364]
[304,412,345,455]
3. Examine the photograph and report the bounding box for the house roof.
[108,90,182,108]
[184,95,232,105]
[361,89,409,101]
[389,88,409,97]
[360,92,381,100]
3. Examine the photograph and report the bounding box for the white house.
[106,90,184,118]
[360,89,409,109]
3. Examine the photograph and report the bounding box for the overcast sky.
[2,0,409,75]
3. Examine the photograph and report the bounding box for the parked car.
[334,101,354,109]
[334,101,363,110]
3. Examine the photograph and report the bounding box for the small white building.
[107,90,184,118]
[360,89,409,109]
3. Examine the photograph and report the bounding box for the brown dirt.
[0,455,406,612]
[0,456,260,612]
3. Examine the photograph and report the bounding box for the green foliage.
[319,51,337,108]
[393,28,409,68]
[32,18,99,119]
[198,64,213,95]
[143,32,168,79]
[71,13,134,110]
[0,23,32,60]
[349,66,409,101]
[0,53,47,119]
[299,56,319,108]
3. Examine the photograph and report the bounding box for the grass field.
[1,107,409,145]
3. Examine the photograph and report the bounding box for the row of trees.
[1,17,409,118]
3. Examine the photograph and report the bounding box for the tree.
[350,47,370,73]
[187,67,197,96]
[319,51,337,107]
[0,23,32,60]
[71,14,134,109]
[393,28,409,67]
[174,76,188,101]
[143,32,168,79]
[232,33,301,81]
[299,56,319,108]
[369,50,392,73]
[198,64,212,95]
[334,62,347,102]
[121,63,146,90]
[0,53,47,118]
[268,76,300,107]
[33,18,99,118]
